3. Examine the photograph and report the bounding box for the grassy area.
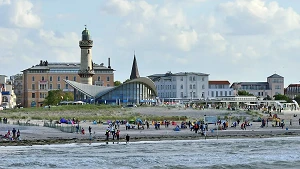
[0,104,188,122]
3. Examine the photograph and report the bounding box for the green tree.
[114,81,122,86]
[293,95,300,104]
[123,79,131,83]
[263,95,272,100]
[44,90,74,105]
[273,94,291,102]
[238,90,254,96]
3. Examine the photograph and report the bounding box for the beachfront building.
[147,72,209,103]
[208,80,234,99]
[285,84,300,99]
[65,55,158,105]
[22,27,114,108]
[231,74,284,98]
[0,75,17,109]
[10,74,23,106]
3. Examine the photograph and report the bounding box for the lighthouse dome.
[82,27,91,40]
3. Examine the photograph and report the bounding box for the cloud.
[9,0,42,28]
[39,29,79,47]
[0,0,10,5]
[217,0,300,35]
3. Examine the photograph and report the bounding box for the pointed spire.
[130,52,140,80]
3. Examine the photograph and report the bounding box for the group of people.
[2,128,21,141]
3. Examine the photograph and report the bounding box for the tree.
[123,79,131,83]
[263,95,272,100]
[44,90,74,105]
[114,81,122,86]
[238,90,254,96]
[273,94,291,102]
[293,95,300,104]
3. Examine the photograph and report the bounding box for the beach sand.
[1,107,300,146]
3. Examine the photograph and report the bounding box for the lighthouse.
[78,25,95,85]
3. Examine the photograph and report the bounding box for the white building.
[0,75,17,109]
[208,80,234,99]
[231,74,284,98]
[148,72,209,102]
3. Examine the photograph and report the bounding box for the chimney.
[108,58,111,68]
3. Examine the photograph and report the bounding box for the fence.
[12,121,39,126]
[43,122,80,133]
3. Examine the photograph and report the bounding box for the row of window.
[31,93,47,98]
[210,91,232,97]
[156,84,206,90]
[31,83,111,90]
[166,76,206,82]
[31,76,110,82]
[158,92,205,98]
[29,70,113,73]
[209,84,228,89]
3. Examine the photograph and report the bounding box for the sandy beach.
[1,107,300,146]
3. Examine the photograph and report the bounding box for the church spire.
[130,52,140,80]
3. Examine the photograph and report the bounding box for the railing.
[43,122,80,133]
[12,121,39,126]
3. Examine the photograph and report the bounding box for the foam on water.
[1,137,300,169]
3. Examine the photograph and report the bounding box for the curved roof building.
[65,55,158,104]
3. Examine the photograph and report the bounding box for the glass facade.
[99,82,156,104]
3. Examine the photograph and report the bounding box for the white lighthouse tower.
[78,25,95,85]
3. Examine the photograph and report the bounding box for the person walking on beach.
[81,128,85,135]
[16,129,20,140]
[12,128,16,138]
[146,121,149,129]
[116,130,120,141]
[88,126,92,135]
[299,118,300,125]
[126,134,130,144]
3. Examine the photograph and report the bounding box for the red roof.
[209,81,230,85]
[287,84,300,87]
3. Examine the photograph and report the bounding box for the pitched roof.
[287,84,300,88]
[268,74,283,78]
[209,81,230,85]
[130,55,140,80]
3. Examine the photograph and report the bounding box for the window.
[65,84,68,89]
[50,76,52,81]
[58,76,60,81]
[202,85,205,89]
[32,84,35,90]
[49,84,52,90]
[202,92,204,97]
[275,85,281,89]
[193,76,195,81]
[107,84,110,87]
[216,91,218,97]
[181,77,183,81]
[202,77,204,81]
[173,92,176,97]
[181,92,183,98]
[193,84,196,89]
[173,85,176,89]
[220,91,223,96]
[32,76,35,81]
[225,91,227,96]
[193,92,196,97]
[32,93,35,98]
[87,50,90,54]
[229,91,231,96]
[189,77,192,81]
[57,84,61,89]
[73,76,76,81]
[98,76,100,81]
[66,76,68,80]
[42,76,44,81]
[190,84,192,89]
[107,76,110,81]
[181,85,183,89]
[211,91,214,97]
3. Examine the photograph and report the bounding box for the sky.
[1,0,300,87]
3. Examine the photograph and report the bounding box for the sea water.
[1,137,300,169]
